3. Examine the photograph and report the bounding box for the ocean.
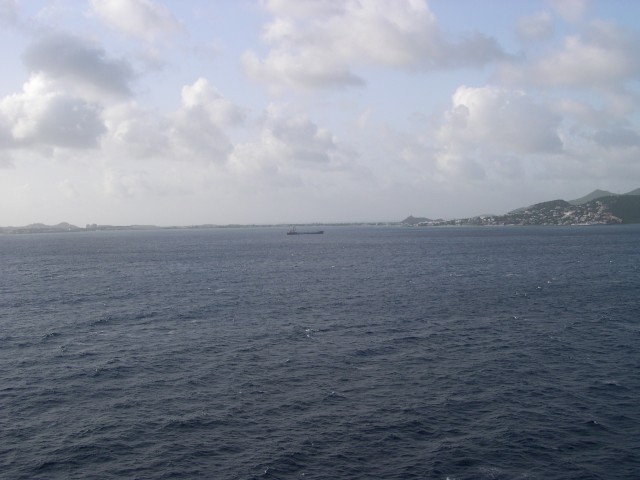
[1,225,639,479]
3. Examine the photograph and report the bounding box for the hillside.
[599,195,640,223]
[405,189,640,226]
[569,189,617,205]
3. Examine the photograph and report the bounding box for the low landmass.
[0,223,161,235]
[3,188,640,234]
[0,221,390,235]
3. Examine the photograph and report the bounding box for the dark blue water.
[1,226,639,479]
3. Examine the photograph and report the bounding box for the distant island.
[403,188,640,227]
[0,222,164,235]
[2,188,640,235]
[0,221,389,235]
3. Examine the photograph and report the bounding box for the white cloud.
[91,0,182,42]
[245,0,506,91]
[438,85,563,155]
[101,78,241,165]
[502,21,640,94]
[23,32,135,100]
[0,74,105,149]
[229,105,352,183]
[168,108,233,165]
[535,26,639,89]
[102,102,169,158]
[433,85,563,180]
[180,78,246,128]
[260,0,344,18]
[168,79,242,164]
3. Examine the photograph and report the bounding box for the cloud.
[101,78,241,165]
[23,32,135,99]
[439,85,563,154]
[180,78,246,128]
[269,115,339,164]
[0,0,17,25]
[102,102,169,158]
[592,126,640,149]
[58,179,79,198]
[0,74,105,149]
[167,79,243,164]
[168,108,233,164]
[517,11,554,42]
[547,0,589,23]
[244,0,507,91]
[433,85,563,180]
[534,24,640,89]
[502,21,640,93]
[243,50,365,92]
[91,0,182,42]
[103,168,147,198]
[229,105,352,182]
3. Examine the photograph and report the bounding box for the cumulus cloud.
[181,78,245,128]
[535,24,639,89]
[268,115,339,164]
[0,74,105,149]
[502,21,640,94]
[101,78,241,165]
[229,105,352,182]
[91,0,182,42]
[102,102,169,158]
[438,85,563,154]
[23,32,135,99]
[244,0,506,91]
[0,73,243,164]
[433,85,563,179]
[167,79,244,164]
[169,108,233,164]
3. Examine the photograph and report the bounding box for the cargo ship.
[286,226,324,235]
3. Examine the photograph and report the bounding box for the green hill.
[597,195,640,223]
[569,189,617,205]
[408,188,640,226]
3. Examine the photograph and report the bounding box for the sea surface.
[1,225,639,479]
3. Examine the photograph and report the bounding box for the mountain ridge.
[569,187,640,204]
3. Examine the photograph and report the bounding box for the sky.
[1,0,640,226]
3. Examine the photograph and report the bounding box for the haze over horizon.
[1,0,640,226]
